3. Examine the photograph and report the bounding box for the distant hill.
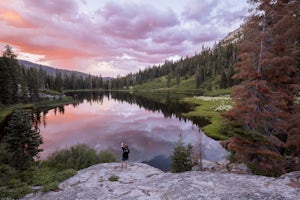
[18,59,111,81]
[220,26,243,44]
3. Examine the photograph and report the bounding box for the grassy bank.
[181,95,233,140]
[32,96,76,109]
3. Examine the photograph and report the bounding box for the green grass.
[135,76,199,93]
[182,96,233,140]
[0,103,34,127]
[32,96,76,108]
[204,88,232,96]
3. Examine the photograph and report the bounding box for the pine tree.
[3,110,43,169]
[1,45,22,104]
[0,58,13,104]
[223,0,300,176]
[171,135,193,173]
[220,71,227,89]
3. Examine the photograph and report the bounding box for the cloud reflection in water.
[39,96,228,171]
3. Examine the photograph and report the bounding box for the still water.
[37,92,228,171]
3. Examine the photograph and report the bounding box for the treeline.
[0,45,109,105]
[113,42,239,90]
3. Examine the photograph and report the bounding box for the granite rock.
[22,162,300,200]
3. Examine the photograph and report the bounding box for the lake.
[36,92,228,171]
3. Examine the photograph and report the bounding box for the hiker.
[121,142,130,168]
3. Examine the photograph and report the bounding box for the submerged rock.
[22,162,300,200]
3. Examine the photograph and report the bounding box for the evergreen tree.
[220,71,227,89]
[0,58,13,104]
[3,110,43,169]
[1,45,23,104]
[223,0,300,176]
[171,135,193,173]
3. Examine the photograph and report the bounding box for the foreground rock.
[22,163,300,200]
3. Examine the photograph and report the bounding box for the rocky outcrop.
[22,162,300,200]
[193,159,250,174]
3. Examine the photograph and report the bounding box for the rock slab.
[22,162,300,200]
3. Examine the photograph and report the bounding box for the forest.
[0,46,107,105]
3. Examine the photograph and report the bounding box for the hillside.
[18,59,111,81]
[22,163,300,200]
[113,28,240,92]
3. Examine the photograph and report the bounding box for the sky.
[0,0,250,77]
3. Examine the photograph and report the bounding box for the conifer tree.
[3,110,43,169]
[1,45,22,104]
[171,135,193,173]
[0,58,13,104]
[224,0,300,175]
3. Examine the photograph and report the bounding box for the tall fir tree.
[223,0,300,176]
[3,110,43,169]
[0,57,13,104]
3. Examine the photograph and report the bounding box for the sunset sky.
[0,0,250,77]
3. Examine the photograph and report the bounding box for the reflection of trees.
[67,91,109,106]
[70,91,211,128]
[30,106,65,128]
[1,91,210,132]
[110,92,210,128]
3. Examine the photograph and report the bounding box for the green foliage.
[98,151,118,163]
[171,135,193,173]
[42,181,59,192]
[108,175,119,182]
[3,109,43,169]
[227,152,237,163]
[46,144,116,170]
[31,167,76,186]
[247,161,283,177]
[0,164,76,199]
[0,57,13,104]
[0,178,32,200]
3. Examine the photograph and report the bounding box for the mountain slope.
[18,59,111,80]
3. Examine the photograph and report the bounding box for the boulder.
[192,159,218,171]
[22,162,300,200]
[228,162,250,174]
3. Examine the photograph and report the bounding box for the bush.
[46,144,116,170]
[98,151,117,163]
[56,169,77,182]
[43,181,59,192]
[31,167,76,186]
[108,175,119,182]
[0,178,32,200]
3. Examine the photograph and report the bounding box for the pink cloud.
[98,2,179,40]
[23,0,79,19]
[0,0,249,76]
[182,0,218,23]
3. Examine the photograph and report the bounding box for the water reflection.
[35,92,228,171]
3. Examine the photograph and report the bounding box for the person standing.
[121,142,130,168]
